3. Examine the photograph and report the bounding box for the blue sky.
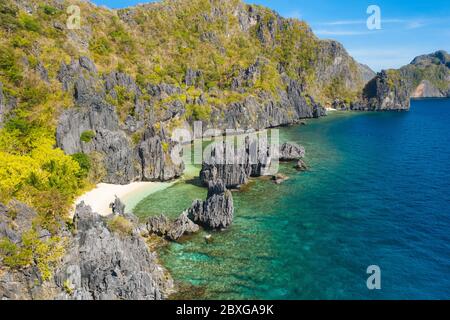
[91,0,450,71]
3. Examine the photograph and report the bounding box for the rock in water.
[147,214,172,236]
[200,140,252,188]
[272,173,289,184]
[278,142,306,161]
[166,212,200,241]
[146,212,199,241]
[295,159,308,171]
[54,203,173,300]
[200,139,306,188]
[189,179,234,229]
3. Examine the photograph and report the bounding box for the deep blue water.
[136,99,450,299]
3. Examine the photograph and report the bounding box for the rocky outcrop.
[411,80,443,98]
[138,127,184,182]
[0,201,60,300]
[315,40,375,93]
[56,102,139,184]
[184,68,204,89]
[54,203,173,300]
[146,213,199,241]
[200,138,306,188]
[0,82,16,128]
[278,142,306,161]
[356,50,450,110]
[358,70,411,111]
[55,56,184,184]
[358,63,377,83]
[295,159,308,171]
[200,138,256,188]
[188,179,234,229]
[0,202,173,300]
[110,196,126,215]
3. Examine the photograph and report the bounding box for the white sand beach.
[74,181,174,217]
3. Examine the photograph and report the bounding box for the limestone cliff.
[357,50,450,110]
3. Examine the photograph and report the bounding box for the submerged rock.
[272,173,289,184]
[295,159,309,171]
[188,179,234,229]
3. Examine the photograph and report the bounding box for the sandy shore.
[74,181,174,217]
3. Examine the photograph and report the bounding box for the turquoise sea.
[134,98,450,299]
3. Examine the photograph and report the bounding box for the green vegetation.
[63,279,74,295]
[89,37,111,56]
[323,76,358,103]
[19,13,41,33]
[80,130,96,143]
[386,69,401,90]
[0,229,65,281]
[71,153,91,179]
[108,216,133,236]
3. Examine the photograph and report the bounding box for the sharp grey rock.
[188,179,234,229]
[200,138,305,188]
[0,82,16,128]
[146,213,199,241]
[278,142,306,161]
[138,127,185,181]
[36,62,49,83]
[210,76,325,132]
[295,159,308,171]
[166,212,200,241]
[86,129,139,184]
[0,201,45,245]
[200,139,252,188]
[79,56,98,74]
[359,70,411,111]
[147,214,171,237]
[57,57,98,94]
[231,59,264,92]
[110,196,126,215]
[56,103,138,184]
[185,68,204,89]
[54,202,173,300]
[103,71,141,99]
[0,202,61,300]
[147,83,182,99]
